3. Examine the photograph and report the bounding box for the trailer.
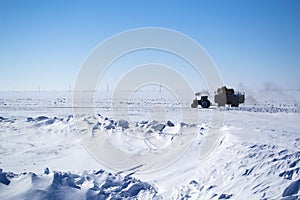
[214,86,245,107]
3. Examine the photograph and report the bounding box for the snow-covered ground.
[0,89,300,199]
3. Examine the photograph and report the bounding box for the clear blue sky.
[0,0,299,91]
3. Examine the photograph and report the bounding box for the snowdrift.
[0,168,157,200]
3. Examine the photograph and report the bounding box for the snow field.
[0,89,299,199]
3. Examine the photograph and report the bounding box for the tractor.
[191,92,211,108]
[191,86,245,108]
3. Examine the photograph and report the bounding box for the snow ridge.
[0,168,158,200]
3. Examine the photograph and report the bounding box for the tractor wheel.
[201,100,210,108]
[231,103,239,107]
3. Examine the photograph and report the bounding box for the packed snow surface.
[0,89,300,199]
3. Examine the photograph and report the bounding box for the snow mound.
[0,168,157,200]
[92,115,187,135]
[169,136,300,199]
[0,116,15,123]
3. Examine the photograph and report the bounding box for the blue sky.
[0,0,299,91]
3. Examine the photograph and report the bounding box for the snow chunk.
[27,117,34,122]
[117,119,129,129]
[45,118,56,125]
[282,179,300,197]
[151,123,166,132]
[104,123,115,130]
[219,193,233,199]
[0,169,11,185]
[35,116,48,121]
[44,168,50,175]
[167,120,175,127]
[120,182,152,197]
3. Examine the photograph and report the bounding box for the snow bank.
[0,168,157,200]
